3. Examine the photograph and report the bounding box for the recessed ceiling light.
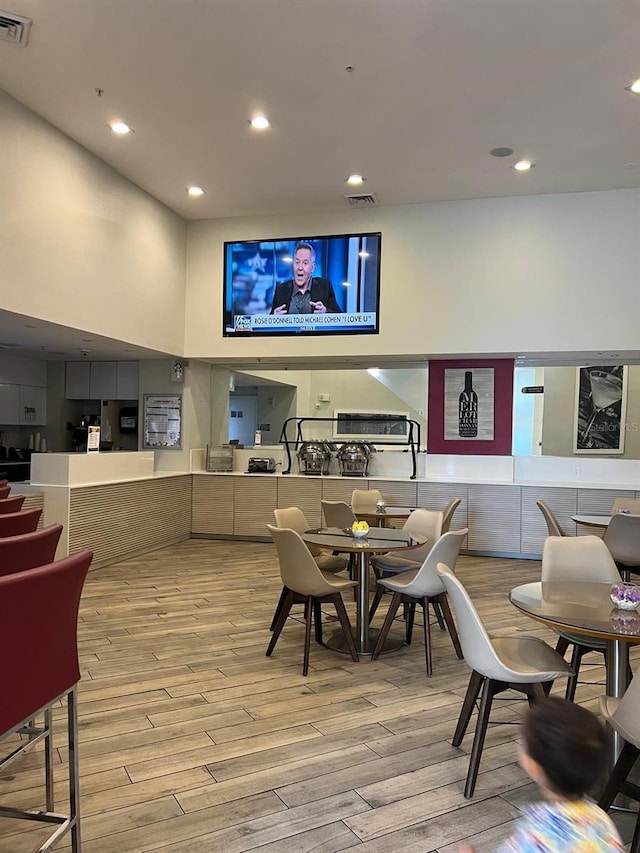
[625,78,640,94]
[109,121,132,135]
[490,147,514,158]
[187,186,205,197]
[81,338,93,342]
[513,159,534,172]
[250,116,270,130]
[346,174,364,185]
[24,324,37,329]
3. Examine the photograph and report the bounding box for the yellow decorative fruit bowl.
[351,521,369,539]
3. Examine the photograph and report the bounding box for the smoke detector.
[0,10,32,46]
[344,193,378,207]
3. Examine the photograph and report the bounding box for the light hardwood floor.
[1,539,638,852]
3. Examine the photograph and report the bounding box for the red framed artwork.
[427,359,514,455]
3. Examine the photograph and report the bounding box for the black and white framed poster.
[143,394,182,449]
[444,367,495,441]
[573,365,627,454]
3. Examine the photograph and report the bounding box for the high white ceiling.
[2,0,639,222]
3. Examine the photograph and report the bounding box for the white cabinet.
[66,361,138,400]
[116,362,139,400]
[0,384,20,424]
[90,362,117,400]
[66,362,91,399]
[19,385,46,425]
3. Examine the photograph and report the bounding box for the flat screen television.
[223,231,381,336]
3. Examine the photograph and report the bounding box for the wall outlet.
[573,466,580,476]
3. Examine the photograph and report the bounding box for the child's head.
[521,697,607,799]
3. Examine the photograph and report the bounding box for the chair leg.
[68,687,81,853]
[332,593,359,664]
[406,602,416,644]
[44,706,54,811]
[266,588,294,657]
[302,595,314,676]
[369,583,386,623]
[565,644,585,701]
[453,669,484,747]
[313,600,323,645]
[270,585,288,631]
[464,677,496,799]
[433,600,446,631]
[598,742,639,810]
[372,592,402,660]
[438,594,463,660]
[555,635,570,657]
[422,598,433,676]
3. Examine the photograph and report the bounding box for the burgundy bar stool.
[0,495,26,514]
[0,524,63,575]
[0,549,93,852]
[0,508,42,538]
[0,484,11,499]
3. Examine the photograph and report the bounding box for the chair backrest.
[0,495,26,514]
[0,479,8,488]
[267,525,337,597]
[273,507,322,558]
[604,513,640,567]
[611,497,640,515]
[0,485,11,499]
[321,500,357,529]
[0,549,93,736]
[401,509,444,563]
[536,500,564,537]
[441,498,461,534]
[436,563,508,680]
[541,535,620,583]
[0,524,64,576]
[608,669,640,748]
[0,508,42,538]
[351,489,383,513]
[404,529,468,597]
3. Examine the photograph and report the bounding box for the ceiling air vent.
[344,193,378,207]
[0,11,32,46]
[0,342,20,349]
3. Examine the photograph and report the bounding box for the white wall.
[1,91,186,354]
[185,188,640,360]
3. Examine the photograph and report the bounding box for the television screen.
[223,232,381,336]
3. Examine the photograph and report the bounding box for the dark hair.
[523,698,607,798]
[294,241,315,261]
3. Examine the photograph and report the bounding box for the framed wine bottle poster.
[427,359,514,455]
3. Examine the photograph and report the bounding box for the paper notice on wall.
[143,394,182,449]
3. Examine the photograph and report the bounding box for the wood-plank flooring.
[1,539,638,852]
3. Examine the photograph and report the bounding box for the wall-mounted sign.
[143,394,182,450]
[87,425,101,453]
[521,385,544,394]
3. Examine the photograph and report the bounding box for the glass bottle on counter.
[458,371,478,438]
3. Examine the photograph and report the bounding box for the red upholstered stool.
[0,550,93,852]
[0,494,26,513]
[0,508,42,537]
[0,524,63,575]
[0,484,11,498]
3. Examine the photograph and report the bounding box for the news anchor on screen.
[270,242,342,315]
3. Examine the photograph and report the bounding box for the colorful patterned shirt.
[495,799,624,853]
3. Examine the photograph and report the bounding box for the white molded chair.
[441,498,462,534]
[598,670,640,853]
[351,489,383,514]
[369,509,444,621]
[321,500,357,530]
[371,529,468,674]
[265,525,358,675]
[436,563,573,798]
[604,513,640,580]
[536,500,566,537]
[541,535,620,700]
[270,507,348,631]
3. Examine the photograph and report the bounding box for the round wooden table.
[354,506,416,528]
[303,526,421,655]
[572,514,611,529]
[510,580,640,764]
